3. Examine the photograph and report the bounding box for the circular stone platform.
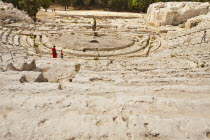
[49,32,134,51]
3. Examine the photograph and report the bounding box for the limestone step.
[19,35,36,55]
[1,30,11,43]
[20,35,30,47]
[37,44,51,55]
[41,35,50,45]
[72,69,210,86]
[13,35,20,46]
[0,28,9,41]
[59,82,210,119]
[8,33,15,45]
[0,30,4,40]
[0,71,59,90]
[168,26,210,40]
[26,36,34,47]
[0,49,28,62]
[0,98,209,140]
[168,33,209,48]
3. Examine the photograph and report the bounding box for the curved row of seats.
[41,35,156,57]
[0,28,29,62]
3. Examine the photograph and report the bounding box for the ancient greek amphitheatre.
[0,1,210,140]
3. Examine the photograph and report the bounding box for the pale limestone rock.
[0,67,5,72]
[7,59,36,71]
[2,82,61,92]
[185,12,210,28]
[147,2,210,27]
[0,1,32,23]
[0,71,27,88]
[21,71,48,82]
[0,7,210,140]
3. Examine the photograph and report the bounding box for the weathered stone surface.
[21,71,48,82]
[0,1,32,23]
[7,59,36,71]
[0,71,27,88]
[0,67,5,72]
[147,2,210,27]
[2,82,61,92]
[185,12,210,28]
[0,3,210,140]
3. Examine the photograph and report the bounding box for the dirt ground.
[37,7,143,21]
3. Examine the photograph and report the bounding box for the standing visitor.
[92,17,96,31]
[201,30,207,43]
[52,45,57,58]
[92,17,97,36]
[61,50,64,58]
[40,35,42,42]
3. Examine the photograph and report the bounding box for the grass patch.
[30,35,35,39]
[34,44,39,48]
[94,57,99,60]
[200,62,206,68]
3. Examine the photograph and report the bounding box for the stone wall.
[147,2,210,27]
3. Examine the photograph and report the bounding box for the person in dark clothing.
[61,50,64,58]
[40,35,42,42]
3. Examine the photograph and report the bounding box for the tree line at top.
[2,0,210,21]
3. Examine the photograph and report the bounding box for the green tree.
[19,0,42,22]
[3,0,209,15]
[60,0,71,10]
[42,0,52,11]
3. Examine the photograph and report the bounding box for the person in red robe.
[52,45,57,58]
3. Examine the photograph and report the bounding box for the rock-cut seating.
[40,34,154,57]
[167,24,210,49]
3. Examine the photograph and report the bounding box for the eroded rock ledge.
[147,2,210,27]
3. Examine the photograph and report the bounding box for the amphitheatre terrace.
[0,1,210,140]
